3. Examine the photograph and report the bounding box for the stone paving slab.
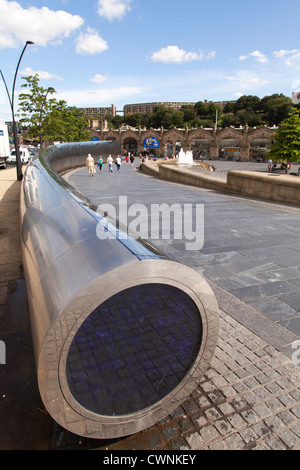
[68,161,300,344]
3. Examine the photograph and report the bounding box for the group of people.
[86,153,135,176]
[268,158,292,173]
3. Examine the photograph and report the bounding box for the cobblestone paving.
[50,310,300,450]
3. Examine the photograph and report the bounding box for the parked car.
[7,147,30,164]
[0,156,7,169]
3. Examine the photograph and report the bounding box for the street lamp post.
[39,87,55,149]
[0,40,34,181]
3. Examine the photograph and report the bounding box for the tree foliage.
[18,74,91,144]
[106,94,294,131]
[268,108,300,163]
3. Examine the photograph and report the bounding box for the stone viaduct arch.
[246,126,275,160]
[187,128,213,158]
[93,126,276,161]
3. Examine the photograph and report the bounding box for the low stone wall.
[158,163,227,192]
[141,161,300,205]
[227,171,300,205]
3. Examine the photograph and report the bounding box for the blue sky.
[0,0,300,120]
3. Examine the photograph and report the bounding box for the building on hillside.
[123,100,236,115]
[123,102,197,115]
[79,105,117,119]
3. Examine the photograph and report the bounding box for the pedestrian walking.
[130,155,135,167]
[268,158,273,172]
[107,155,113,172]
[86,153,95,177]
[98,156,103,171]
[116,155,121,172]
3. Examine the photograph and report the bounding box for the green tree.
[260,93,292,126]
[223,101,235,113]
[221,113,235,128]
[234,95,261,113]
[194,101,209,117]
[110,115,123,129]
[151,105,184,129]
[18,74,90,144]
[152,105,168,128]
[181,105,196,124]
[234,109,263,127]
[43,100,67,142]
[124,112,144,128]
[18,74,56,139]
[268,108,300,164]
[207,102,222,121]
[171,110,184,128]
[142,112,154,128]
[61,107,90,142]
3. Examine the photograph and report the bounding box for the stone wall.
[92,125,276,161]
[141,162,300,206]
[227,171,300,205]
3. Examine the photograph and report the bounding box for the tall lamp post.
[0,40,34,181]
[39,87,55,149]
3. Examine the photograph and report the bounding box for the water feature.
[178,149,194,165]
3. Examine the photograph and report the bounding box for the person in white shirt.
[115,155,121,172]
[268,158,273,172]
[107,155,113,172]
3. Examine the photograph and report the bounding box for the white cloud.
[285,52,300,66]
[75,28,108,55]
[56,85,143,107]
[225,70,270,90]
[273,49,299,58]
[206,51,216,60]
[0,0,83,48]
[249,50,268,63]
[90,74,109,84]
[97,0,132,21]
[272,49,300,66]
[151,46,204,64]
[237,51,268,63]
[20,66,63,81]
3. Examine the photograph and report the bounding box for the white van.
[0,121,10,168]
[8,147,30,164]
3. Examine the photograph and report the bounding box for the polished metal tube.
[20,141,219,439]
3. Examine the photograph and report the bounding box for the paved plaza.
[0,162,300,450]
[68,160,300,351]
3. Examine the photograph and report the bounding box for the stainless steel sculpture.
[20,141,219,439]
